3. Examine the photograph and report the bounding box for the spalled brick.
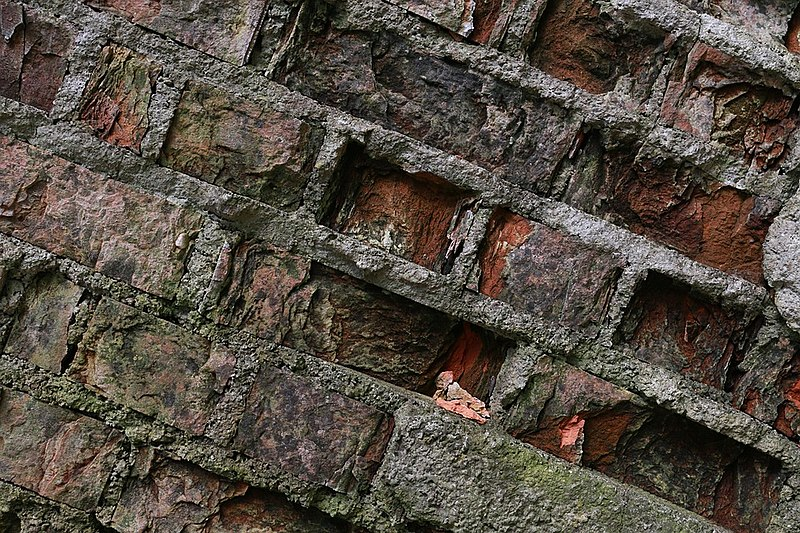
[661,43,799,171]
[233,364,393,492]
[85,0,267,65]
[478,209,624,336]
[617,273,758,390]
[437,323,508,401]
[0,1,72,112]
[0,136,203,298]
[323,146,475,272]
[69,298,235,435]
[112,451,347,532]
[80,44,161,153]
[159,81,321,210]
[0,387,124,511]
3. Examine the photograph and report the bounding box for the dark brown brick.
[0,136,203,298]
[80,44,161,153]
[159,81,321,210]
[0,1,72,112]
[69,298,235,435]
[233,364,393,492]
[0,387,124,511]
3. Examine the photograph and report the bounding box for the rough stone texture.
[478,209,625,336]
[682,0,799,46]
[233,364,393,492]
[385,0,476,36]
[0,1,72,112]
[0,387,124,511]
[80,44,161,153]
[323,147,475,272]
[69,298,235,435]
[0,136,203,299]
[160,81,321,210]
[765,189,800,334]
[85,0,268,65]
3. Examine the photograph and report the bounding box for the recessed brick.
[84,0,267,65]
[436,323,508,401]
[69,298,236,435]
[617,273,759,390]
[478,209,624,336]
[323,146,475,272]
[0,387,124,511]
[233,364,393,492]
[80,43,161,153]
[0,1,73,112]
[0,136,203,298]
[159,81,321,210]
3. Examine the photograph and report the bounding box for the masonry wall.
[2,0,800,531]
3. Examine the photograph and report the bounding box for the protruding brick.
[323,146,475,272]
[0,388,124,511]
[85,0,267,65]
[478,210,624,336]
[160,81,321,210]
[69,298,235,435]
[0,136,203,298]
[234,364,393,492]
[80,44,161,153]
[0,1,72,112]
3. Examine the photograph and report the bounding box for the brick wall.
[1,0,800,531]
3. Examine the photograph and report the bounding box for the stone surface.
[0,387,124,511]
[233,364,393,492]
[160,81,321,210]
[764,189,800,334]
[80,43,161,153]
[385,0,476,36]
[0,136,203,298]
[478,210,625,336]
[69,298,235,435]
[0,1,72,112]
[85,0,268,65]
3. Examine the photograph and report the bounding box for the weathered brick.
[159,81,321,210]
[69,298,235,435]
[323,146,475,272]
[0,136,203,298]
[384,0,476,36]
[0,1,73,112]
[233,364,393,492]
[80,44,161,153]
[437,323,508,401]
[0,387,124,511]
[4,271,84,374]
[112,451,347,532]
[85,0,267,65]
[478,209,624,336]
[680,0,796,45]
[788,5,800,53]
[661,43,799,171]
[617,273,758,390]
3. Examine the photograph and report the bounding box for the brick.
[384,0,476,36]
[249,0,298,67]
[617,272,759,390]
[0,387,124,511]
[69,298,235,435]
[789,6,800,53]
[323,146,475,272]
[661,43,799,171]
[85,0,267,65]
[478,210,624,336]
[437,323,509,401]
[0,136,203,298]
[80,44,161,153]
[278,20,579,194]
[528,0,673,102]
[112,451,348,532]
[681,0,795,45]
[0,1,72,112]
[233,364,393,492]
[159,81,321,210]
[4,271,84,374]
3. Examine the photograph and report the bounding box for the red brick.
[80,44,161,153]
[0,136,203,298]
[0,388,124,510]
[160,81,321,210]
[68,298,235,435]
[233,364,393,492]
[478,210,624,336]
[788,6,800,53]
[0,1,72,112]
[437,323,508,400]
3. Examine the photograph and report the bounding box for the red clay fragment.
[435,398,487,424]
